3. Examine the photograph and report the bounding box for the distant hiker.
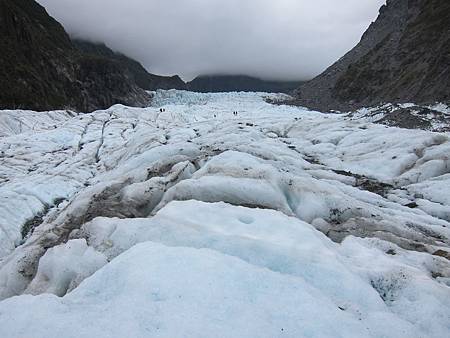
[159,108,163,113]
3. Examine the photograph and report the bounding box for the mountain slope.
[293,0,450,111]
[0,0,150,112]
[73,40,186,91]
[187,75,303,93]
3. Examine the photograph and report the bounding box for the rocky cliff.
[0,0,160,112]
[73,40,186,91]
[292,0,450,111]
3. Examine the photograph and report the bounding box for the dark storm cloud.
[37,0,386,81]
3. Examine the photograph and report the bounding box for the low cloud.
[37,0,385,81]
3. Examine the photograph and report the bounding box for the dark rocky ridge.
[187,75,303,93]
[73,40,186,91]
[292,0,450,111]
[0,0,183,112]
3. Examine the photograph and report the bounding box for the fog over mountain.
[36,0,385,81]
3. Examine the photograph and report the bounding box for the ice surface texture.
[0,90,449,337]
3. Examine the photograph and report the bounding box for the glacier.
[0,90,449,337]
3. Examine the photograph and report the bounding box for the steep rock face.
[0,0,150,112]
[0,0,78,110]
[293,0,450,111]
[75,54,151,112]
[187,75,303,93]
[73,40,186,91]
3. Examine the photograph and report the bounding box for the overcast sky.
[37,0,385,81]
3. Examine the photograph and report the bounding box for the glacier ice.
[0,90,449,337]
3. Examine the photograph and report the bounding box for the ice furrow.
[0,91,449,338]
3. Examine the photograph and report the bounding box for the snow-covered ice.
[0,90,449,337]
[25,239,107,296]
